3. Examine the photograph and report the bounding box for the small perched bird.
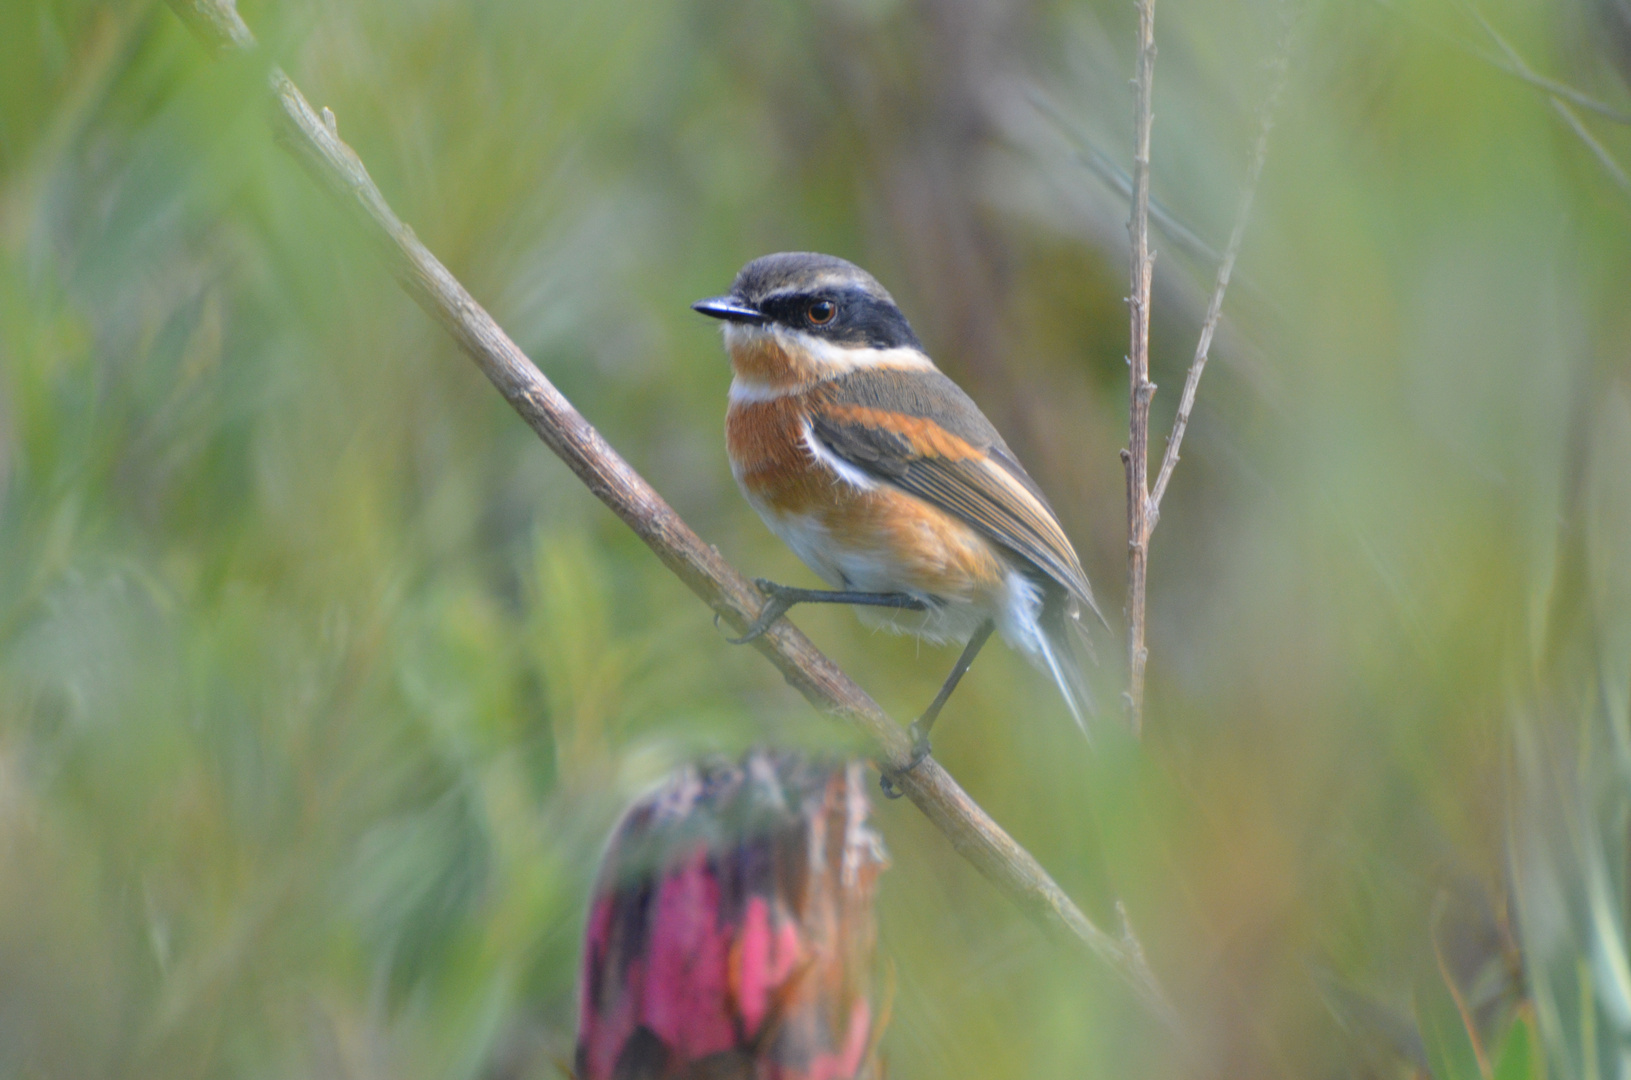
[694,252,1104,785]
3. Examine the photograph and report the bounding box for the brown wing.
[811,369,1104,624]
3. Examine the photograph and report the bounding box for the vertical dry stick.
[1122,0,1158,735]
[1125,10,1292,734]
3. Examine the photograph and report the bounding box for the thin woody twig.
[1501,63,1631,126]
[1446,0,1631,125]
[1122,0,1157,735]
[1028,89,1223,269]
[1551,97,1631,194]
[1453,0,1631,194]
[1149,25,1292,523]
[166,0,255,52]
[1375,0,1631,125]
[1123,6,1290,733]
[161,0,1177,1029]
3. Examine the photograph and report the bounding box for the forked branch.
[162,0,1176,1028]
[1149,27,1292,523]
[1124,3,1291,733]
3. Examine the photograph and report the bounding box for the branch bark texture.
[1123,4,1290,735]
[162,0,1175,1027]
[1122,0,1158,735]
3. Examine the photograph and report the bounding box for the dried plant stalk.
[1122,0,1158,734]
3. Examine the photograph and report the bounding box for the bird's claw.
[878,727,932,799]
[726,579,795,644]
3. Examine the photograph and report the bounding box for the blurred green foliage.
[1,0,1629,1076]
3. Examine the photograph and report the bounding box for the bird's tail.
[1036,591,1098,737]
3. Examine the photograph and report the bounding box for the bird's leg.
[727,579,927,644]
[910,619,996,749]
[880,619,995,799]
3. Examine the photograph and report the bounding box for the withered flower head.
[576,750,889,1080]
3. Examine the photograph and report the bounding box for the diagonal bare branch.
[1455,0,1631,125]
[1452,0,1631,195]
[1501,63,1631,126]
[1550,96,1631,194]
[1372,0,1631,125]
[161,0,1177,1028]
[167,0,255,52]
[1149,20,1293,525]
[1028,89,1223,269]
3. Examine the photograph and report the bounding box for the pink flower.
[576,751,889,1079]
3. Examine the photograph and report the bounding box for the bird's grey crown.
[723,252,922,351]
[729,251,896,306]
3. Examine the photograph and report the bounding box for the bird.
[693,252,1105,789]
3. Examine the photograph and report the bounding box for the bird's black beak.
[691,296,765,324]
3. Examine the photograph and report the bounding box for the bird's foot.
[726,579,800,644]
[727,581,927,644]
[878,723,932,799]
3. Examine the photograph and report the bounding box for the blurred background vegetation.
[2,0,1629,1076]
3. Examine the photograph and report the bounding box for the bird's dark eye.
[806,300,836,326]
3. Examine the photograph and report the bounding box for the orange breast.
[726,392,837,517]
[725,391,1008,601]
